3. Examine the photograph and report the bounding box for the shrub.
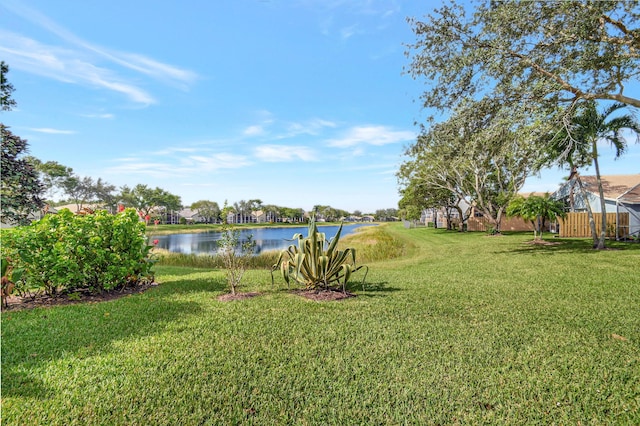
[271,218,368,292]
[0,208,154,295]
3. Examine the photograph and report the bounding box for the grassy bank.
[2,225,639,424]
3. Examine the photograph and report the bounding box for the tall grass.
[153,248,280,269]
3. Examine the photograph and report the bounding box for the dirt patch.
[293,289,356,302]
[1,282,158,312]
[217,292,262,302]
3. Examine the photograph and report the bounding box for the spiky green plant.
[271,218,368,292]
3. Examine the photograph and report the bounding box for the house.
[178,208,205,224]
[552,174,640,239]
[251,210,267,223]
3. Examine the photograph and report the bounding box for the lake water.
[150,224,376,255]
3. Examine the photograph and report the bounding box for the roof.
[579,174,640,203]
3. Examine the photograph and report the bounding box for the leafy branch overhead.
[405,1,640,112]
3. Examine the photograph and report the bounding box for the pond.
[149,224,376,255]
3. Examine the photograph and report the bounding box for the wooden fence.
[464,216,534,232]
[558,212,629,238]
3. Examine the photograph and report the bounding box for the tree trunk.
[453,205,465,232]
[575,174,598,247]
[592,142,607,249]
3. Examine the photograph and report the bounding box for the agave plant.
[271,218,368,293]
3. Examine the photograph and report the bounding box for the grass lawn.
[2,225,639,424]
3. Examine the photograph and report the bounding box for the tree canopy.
[1,61,17,112]
[1,125,44,225]
[400,1,639,236]
[405,0,640,114]
[119,184,182,217]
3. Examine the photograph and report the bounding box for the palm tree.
[564,101,640,249]
[506,193,565,241]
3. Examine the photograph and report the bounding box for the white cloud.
[82,113,114,119]
[186,153,252,170]
[28,127,77,135]
[0,2,197,104]
[0,32,157,105]
[327,125,415,148]
[105,161,179,179]
[340,24,359,39]
[243,125,265,136]
[282,118,336,138]
[254,145,318,162]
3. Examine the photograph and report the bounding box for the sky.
[1,0,639,213]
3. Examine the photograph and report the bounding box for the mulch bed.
[2,285,356,311]
[293,289,356,302]
[1,282,158,312]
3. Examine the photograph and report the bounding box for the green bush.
[0,208,154,295]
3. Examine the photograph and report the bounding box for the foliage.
[190,200,221,223]
[506,194,566,240]
[28,159,75,201]
[119,184,182,219]
[154,248,279,270]
[0,124,45,225]
[1,61,16,111]
[568,102,639,249]
[399,98,543,233]
[405,1,640,112]
[547,101,640,248]
[0,208,154,295]
[374,208,399,222]
[217,221,256,295]
[271,217,368,292]
[312,205,349,222]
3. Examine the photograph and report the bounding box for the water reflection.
[150,224,375,255]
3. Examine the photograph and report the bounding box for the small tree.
[506,194,565,241]
[217,202,255,295]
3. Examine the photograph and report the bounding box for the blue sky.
[1,0,638,213]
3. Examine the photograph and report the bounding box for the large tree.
[29,158,75,201]
[191,200,221,224]
[119,184,182,219]
[1,125,44,225]
[405,1,640,116]
[399,98,545,233]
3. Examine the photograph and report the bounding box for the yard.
[2,224,639,424]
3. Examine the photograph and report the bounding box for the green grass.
[2,225,639,425]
